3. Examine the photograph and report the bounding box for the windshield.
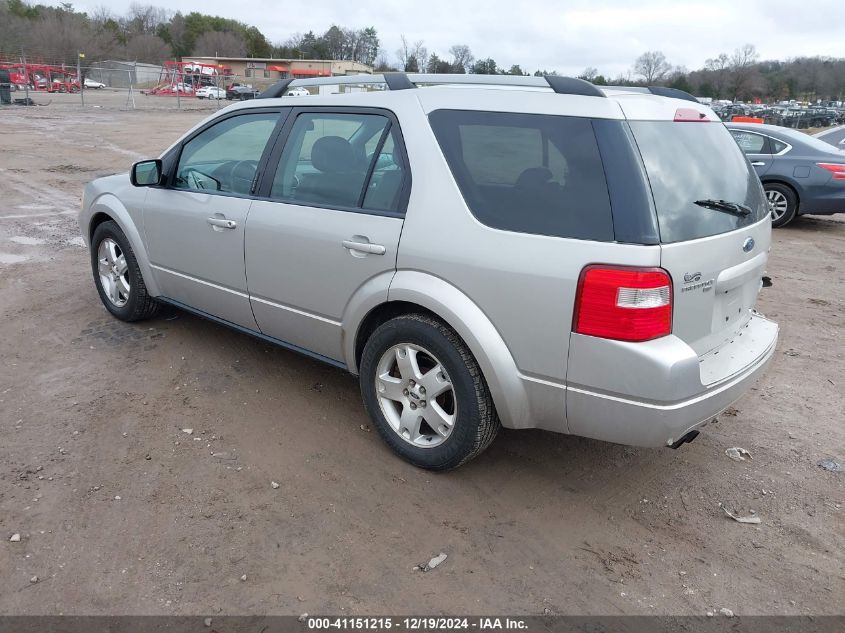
[629,121,768,243]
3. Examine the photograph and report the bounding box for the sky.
[72,0,842,77]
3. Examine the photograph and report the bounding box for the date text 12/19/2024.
[306,618,528,630]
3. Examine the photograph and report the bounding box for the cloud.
[77,0,840,76]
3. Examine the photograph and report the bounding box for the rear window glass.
[629,121,768,243]
[429,110,613,241]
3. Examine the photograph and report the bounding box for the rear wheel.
[764,183,798,228]
[359,314,500,470]
[90,221,160,322]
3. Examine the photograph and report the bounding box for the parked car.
[84,78,106,89]
[286,87,310,97]
[226,85,260,100]
[196,86,226,100]
[727,122,845,227]
[78,74,778,470]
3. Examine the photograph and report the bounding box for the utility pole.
[78,52,85,106]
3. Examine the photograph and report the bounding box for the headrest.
[515,167,554,189]
[311,136,356,173]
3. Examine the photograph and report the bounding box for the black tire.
[359,314,500,471]
[90,220,160,322]
[764,183,798,228]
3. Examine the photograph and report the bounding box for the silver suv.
[79,74,779,470]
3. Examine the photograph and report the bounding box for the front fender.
[385,271,531,429]
[80,189,161,297]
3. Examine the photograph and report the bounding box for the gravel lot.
[1,92,843,616]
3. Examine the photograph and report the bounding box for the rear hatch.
[626,114,771,357]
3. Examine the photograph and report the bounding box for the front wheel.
[90,220,160,322]
[359,314,500,470]
[764,183,798,228]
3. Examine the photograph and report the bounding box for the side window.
[270,112,405,212]
[428,110,613,241]
[730,131,769,154]
[362,129,405,212]
[771,138,789,154]
[175,113,279,195]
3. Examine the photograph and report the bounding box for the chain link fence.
[0,59,284,111]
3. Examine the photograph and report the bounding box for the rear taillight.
[574,266,673,342]
[817,163,845,180]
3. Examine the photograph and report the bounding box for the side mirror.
[130,159,163,187]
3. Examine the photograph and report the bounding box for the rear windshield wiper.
[694,199,752,217]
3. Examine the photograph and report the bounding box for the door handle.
[751,161,766,166]
[207,217,237,229]
[342,239,386,255]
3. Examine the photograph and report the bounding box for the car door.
[245,108,410,363]
[144,108,287,328]
[730,129,773,177]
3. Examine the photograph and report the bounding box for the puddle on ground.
[9,236,47,246]
[0,252,28,264]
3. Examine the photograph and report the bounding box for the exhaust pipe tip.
[669,430,700,450]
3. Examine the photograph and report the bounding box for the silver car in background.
[79,74,778,470]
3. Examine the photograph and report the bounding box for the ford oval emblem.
[742,237,755,253]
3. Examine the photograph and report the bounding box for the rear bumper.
[564,313,778,447]
[798,183,845,215]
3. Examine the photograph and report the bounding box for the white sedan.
[195,86,226,99]
[84,78,106,89]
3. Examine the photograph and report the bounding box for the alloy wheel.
[375,343,457,448]
[766,189,789,222]
[97,238,130,307]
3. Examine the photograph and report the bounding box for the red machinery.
[146,61,232,97]
[0,61,80,92]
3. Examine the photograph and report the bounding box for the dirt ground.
[1,92,843,617]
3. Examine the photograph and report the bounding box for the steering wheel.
[211,160,258,195]
[230,160,259,195]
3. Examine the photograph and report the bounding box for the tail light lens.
[817,163,845,180]
[574,266,673,342]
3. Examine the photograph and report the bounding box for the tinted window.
[362,130,405,211]
[730,130,768,154]
[429,110,613,241]
[270,112,405,211]
[630,121,768,243]
[175,113,279,194]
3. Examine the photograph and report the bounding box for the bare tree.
[730,44,759,100]
[124,32,170,63]
[396,35,427,72]
[411,40,428,73]
[633,50,671,84]
[448,44,474,73]
[579,66,598,81]
[26,12,92,64]
[704,53,731,98]
[396,35,411,70]
[192,31,247,57]
[124,3,167,36]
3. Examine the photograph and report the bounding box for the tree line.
[595,46,845,102]
[2,1,844,101]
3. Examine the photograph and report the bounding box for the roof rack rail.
[646,86,699,103]
[601,85,700,104]
[258,78,293,99]
[258,72,607,99]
